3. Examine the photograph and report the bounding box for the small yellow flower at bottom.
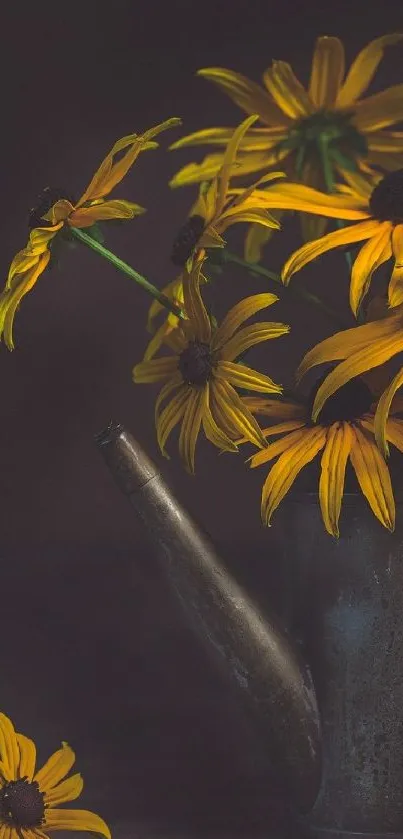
[0,711,110,839]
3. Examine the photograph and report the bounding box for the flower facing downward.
[170,115,283,266]
[0,712,110,839]
[241,373,403,537]
[281,168,403,315]
[133,259,289,472]
[2,118,181,349]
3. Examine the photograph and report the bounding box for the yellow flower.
[133,259,289,472]
[281,167,403,315]
[2,118,180,349]
[296,308,403,456]
[170,34,403,252]
[242,374,403,536]
[171,115,283,266]
[0,711,110,839]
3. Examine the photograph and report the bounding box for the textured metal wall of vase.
[269,491,403,839]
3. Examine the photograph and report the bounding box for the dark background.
[1,2,403,836]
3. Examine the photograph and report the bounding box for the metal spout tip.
[96,423,160,495]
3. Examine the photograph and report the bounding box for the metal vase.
[269,491,403,839]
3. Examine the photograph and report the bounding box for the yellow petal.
[249,427,307,466]
[155,372,184,417]
[311,332,403,422]
[215,360,282,394]
[43,808,110,839]
[349,424,395,530]
[244,216,282,263]
[383,416,403,452]
[309,36,345,108]
[319,422,353,537]
[282,219,379,286]
[156,385,190,455]
[212,292,279,351]
[220,321,290,361]
[44,772,83,806]
[132,356,178,384]
[374,365,403,456]
[367,149,403,171]
[197,67,289,125]
[34,743,75,792]
[69,200,145,227]
[182,261,211,342]
[248,182,369,219]
[263,61,314,120]
[211,378,268,448]
[178,386,205,472]
[241,396,306,420]
[236,418,306,445]
[388,224,403,307]
[337,34,403,108]
[0,714,19,780]
[349,222,392,315]
[16,734,36,781]
[171,125,286,151]
[170,150,285,188]
[367,130,403,153]
[1,250,51,350]
[202,383,239,452]
[260,426,326,525]
[354,83,403,131]
[297,312,402,382]
[219,208,281,231]
[216,115,260,213]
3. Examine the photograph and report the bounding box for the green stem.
[223,250,348,329]
[318,137,352,271]
[70,227,185,319]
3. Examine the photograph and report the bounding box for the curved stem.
[318,137,352,271]
[70,227,185,319]
[222,250,349,329]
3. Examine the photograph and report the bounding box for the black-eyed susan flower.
[281,167,403,315]
[295,307,403,457]
[170,35,403,250]
[0,711,110,839]
[171,115,283,267]
[133,259,289,472]
[241,373,403,536]
[2,118,180,349]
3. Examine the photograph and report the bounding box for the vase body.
[270,492,403,839]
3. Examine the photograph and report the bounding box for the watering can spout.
[96,422,322,813]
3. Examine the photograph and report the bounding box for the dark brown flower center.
[369,169,403,223]
[308,373,373,425]
[0,778,45,827]
[178,340,213,385]
[28,186,76,230]
[171,215,205,266]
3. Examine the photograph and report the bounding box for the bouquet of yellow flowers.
[5,33,403,539]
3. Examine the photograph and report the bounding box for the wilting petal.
[212,292,279,350]
[220,322,290,361]
[0,714,20,780]
[156,386,190,455]
[349,424,395,531]
[249,182,369,218]
[132,356,178,383]
[211,378,267,448]
[69,200,145,227]
[260,426,327,525]
[388,225,403,307]
[1,250,51,350]
[170,126,285,151]
[249,427,307,467]
[155,373,183,416]
[319,422,353,537]
[178,386,205,472]
[43,808,111,839]
[244,216,282,263]
[44,772,83,805]
[215,360,282,394]
[350,222,392,315]
[297,312,402,382]
[170,149,287,188]
[219,208,280,232]
[182,261,211,342]
[34,743,75,792]
[202,383,238,452]
[263,61,314,119]
[374,365,403,456]
[242,396,306,420]
[311,333,403,423]
[383,417,403,452]
[337,34,403,108]
[354,83,403,131]
[282,219,379,286]
[16,734,36,781]
[309,36,345,108]
[197,67,289,125]
[216,115,259,213]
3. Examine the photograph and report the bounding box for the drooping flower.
[241,373,403,536]
[281,168,403,315]
[2,118,180,348]
[170,115,283,267]
[295,307,403,456]
[0,711,110,839]
[170,34,403,251]
[133,258,289,472]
